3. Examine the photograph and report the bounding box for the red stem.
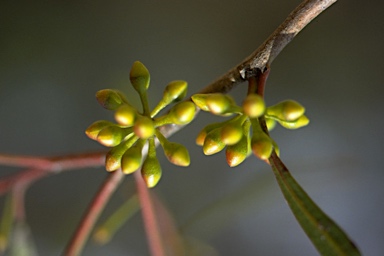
[64,170,124,256]
[256,67,270,97]
[134,171,165,256]
[0,152,106,196]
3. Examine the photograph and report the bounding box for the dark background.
[1,0,383,255]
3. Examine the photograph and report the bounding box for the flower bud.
[267,100,305,122]
[242,94,265,118]
[141,155,162,188]
[251,132,273,160]
[226,135,249,167]
[133,116,155,139]
[105,144,127,172]
[163,80,188,103]
[206,93,233,115]
[96,89,124,110]
[221,122,243,145]
[169,101,196,125]
[278,115,309,129]
[191,94,210,111]
[196,122,224,146]
[163,142,190,166]
[97,125,131,147]
[85,120,115,140]
[121,144,143,174]
[105,151,121,172]
[203,128,226,155]
[265,118,277,131]
[115,105,136,126]
[130,61,150,93]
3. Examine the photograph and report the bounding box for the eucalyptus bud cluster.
[86,61,195,187]
[192,93,309,166]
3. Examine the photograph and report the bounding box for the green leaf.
[268,152,361,256]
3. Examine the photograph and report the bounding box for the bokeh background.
[1,0,383,255]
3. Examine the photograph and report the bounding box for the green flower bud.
[221,122,243,145]
[266,100,305,122]
[163,142,190,167]
[141,155,162,188]
[163,80,188,103]
[105,138,138,172]
[206,93,233,115]
[133,116,155,139]
[130,61,150,93]
[97,125,131,147]
[121,143,143,174]
[169,101,196,125]
[191,94,210,111]
[278,115,310,129]
[203,128,226,155]
[196,122,224,146]
[96,89,124,110]
[150,81,188,117]
[196,129,207,146]
[251,132,273,160]
[265,118,277,131]
[85,120,115,140]
[226,135,249,167]
[115,105,136,126]
[242,94,265,118]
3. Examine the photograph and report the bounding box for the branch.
[0,152,105,172]
[0,152,105,196]
[198,0,337,95]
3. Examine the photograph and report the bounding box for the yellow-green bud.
[105,151,121,172]
[196,122,224,146]
[203,128,226,155]
[97,126,130,147]
[226,135,249,167]
[196,129,207,146]
[85,120,115,140]
[267,100,305,122]
[121,144,143,174]
[133,116,155,139]
[104,137,138,172]
[221,122,243,145]
[141,155,162,188]
[206,93,233,115]
[251,132,273,160]
[265,118,277,131]
[191,94,210,111]
[130,61,150,93]
[169,101,196,125]
[96,89,124,110]
[278,115,309,129]
[163,80,188,103]
[242,94,265,118]
[115,105,136,126]
[163,142,190,166]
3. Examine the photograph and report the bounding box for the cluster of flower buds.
[86,61,195,188]
[192,93,309,166]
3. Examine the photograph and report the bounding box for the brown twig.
[198,0,337,95]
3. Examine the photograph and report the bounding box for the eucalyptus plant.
[0,1,362,255]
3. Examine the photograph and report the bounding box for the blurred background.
[1,0,383,255]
